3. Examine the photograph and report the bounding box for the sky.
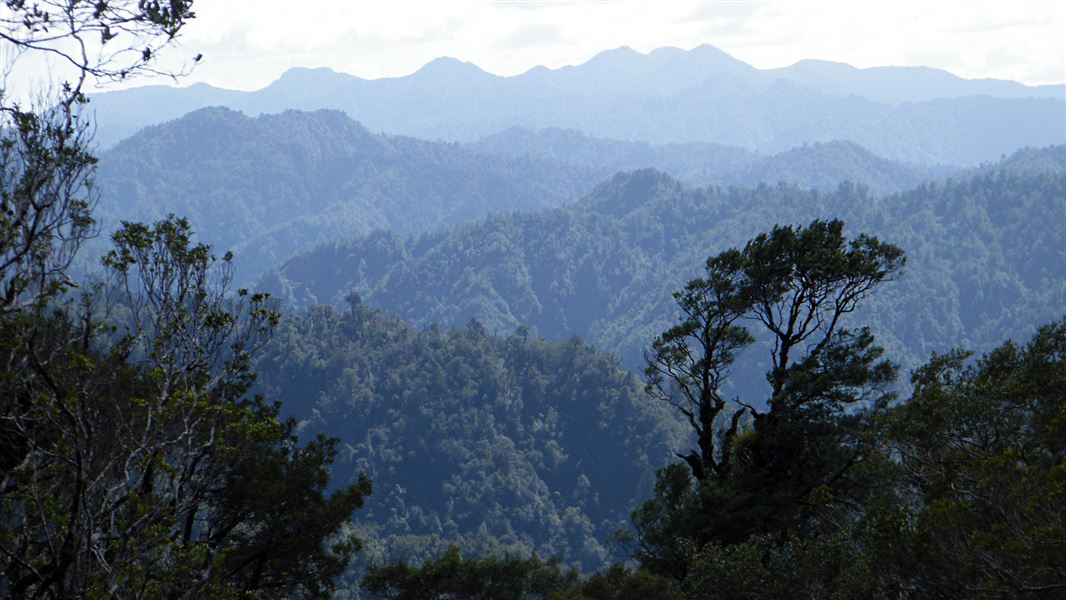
[11,0,1066,94]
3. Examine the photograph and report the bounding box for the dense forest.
[94,108,979,283]
[358,312,1066,599]
[3,3,1065,598]
[254,301,684,575]
[94,107,603,279]
[262,147,1066,385]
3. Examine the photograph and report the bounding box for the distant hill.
[95,107,978,283]
[767,59,1065,104]
[94,107,604,280]
[467,126,759,184]
[261,147,1066,393]
[976,144,1066,177]
[468,129,953,195]
[86,45,1066,165]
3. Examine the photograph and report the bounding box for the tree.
[0,217,370,598]
[1,1,199,93]
[874,317,1066,596]
[635,219,904,574]
[0,0,199,314]
[1,7,374,590]
[363,547,683,600]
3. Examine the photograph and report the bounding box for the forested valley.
[2,3,1065,599]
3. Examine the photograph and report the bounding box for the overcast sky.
[27,0,1066,93]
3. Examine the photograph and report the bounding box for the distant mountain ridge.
[467,128,955,194]
[94,107,975,282]
[86,45,1066,165]
[94,107,605,280]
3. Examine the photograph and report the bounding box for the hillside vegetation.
[95,108,604,279]
[262,147,1066,388]
[254,301,687,573]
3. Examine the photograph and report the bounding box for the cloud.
[686,1,767,22]
[491,0,579,9]
[76,0,1063,93]
[497,24,563,49]
[949,17,1047,34]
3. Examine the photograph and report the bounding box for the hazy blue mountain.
[769,59,1065,104]
[86,45,1065,164]
[93,107,604,279]
[468,129,954,194]
[260,147,1066,393]
[468,127,760,185]
[93,106,975,284]
[978,144,1066,176]
[81,82,247,150]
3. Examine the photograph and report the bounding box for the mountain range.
[468,127,955,193]
[86,45,1066,165]
[94,107,971,281]
[93,107,603,278]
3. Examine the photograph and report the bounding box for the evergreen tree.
[633,219,903,576]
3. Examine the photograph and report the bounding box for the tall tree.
[1,0,199,313]
[0,217,370,598]
[876,317,1066,596]
[635,219,904,573]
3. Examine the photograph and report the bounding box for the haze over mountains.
[95,107,967,280]
[87,44,1065,165]
[9,0,1066,594]
[85,45,1066,583]
[94,108,604,278]
[468,128,954,193]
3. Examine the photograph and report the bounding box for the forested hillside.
[87,45,1066,164]
[254,301,686,573]
[7,2,1065,598]
[94,107,968,282]
[262,147,1066,389]
[94,107,603,279]
[469,129,953,194]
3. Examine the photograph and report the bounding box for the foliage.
[363,547,577,600]
[630,316,1066,598]
[363,547,682,600]
[628,220,902,578]
[645,219,903,480]
[0,218,368,598]
[255,299,687,578]
[1,0,199,313]
[0,101,96,312]
[680,530,891,599]
[872,317,1066,596]
[0,0,198,91]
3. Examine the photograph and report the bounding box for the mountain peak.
[414,56,488,78]
[584,46,643,67]
[786,58,858,73]
[581,168,683,217]
[275,66,346,85]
